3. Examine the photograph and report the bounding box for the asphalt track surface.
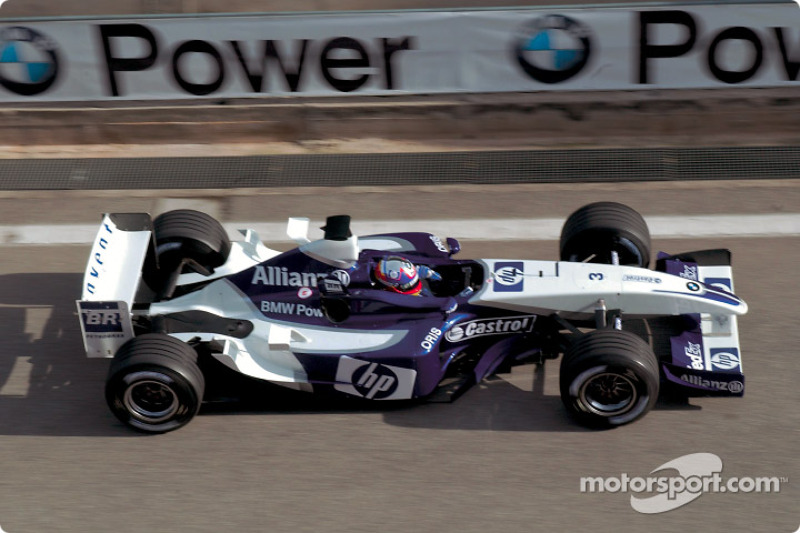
[0,180,798,533]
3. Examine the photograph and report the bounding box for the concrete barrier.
[2,89,798,154]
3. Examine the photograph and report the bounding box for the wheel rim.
[123,372,180,423]
[567,236,645,266]
[614,237,645,266]
[579,372,638,417]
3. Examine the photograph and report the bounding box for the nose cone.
[700,281,747,316]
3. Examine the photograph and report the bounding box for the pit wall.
[1,3,798,148]
[2,5,798,102]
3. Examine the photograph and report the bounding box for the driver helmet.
[374,256,422,295]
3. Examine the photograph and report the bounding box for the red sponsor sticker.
[298,287,313,299]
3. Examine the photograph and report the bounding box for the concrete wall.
[2,1,795,152]
[2,89,798,151]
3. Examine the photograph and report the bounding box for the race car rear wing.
[79,213,154,304]
[77,213,154,358]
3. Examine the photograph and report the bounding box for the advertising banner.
[0,4,798,102]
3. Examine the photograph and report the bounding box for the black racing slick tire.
[105,334,205,433]
[559,329,659,428]
[152,209,231,274]
[560,202,651,268]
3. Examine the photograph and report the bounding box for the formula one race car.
[77,202,747,433]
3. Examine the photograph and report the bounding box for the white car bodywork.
[76,213,746,391]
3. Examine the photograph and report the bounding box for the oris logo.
[429,235,448,253]
[0,27,61,96]
[420,327,442,352]
[512,15,593,84]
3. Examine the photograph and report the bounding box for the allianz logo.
[680,374,744,393]
[251,265,350,287]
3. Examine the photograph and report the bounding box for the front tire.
[560,202,651,267]
[559,329,659,427]
[106,334,205,433]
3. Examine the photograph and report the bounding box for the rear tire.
[144,209,231,293]
[105,334,205,433]
[152,209,231,273]
[560,202,651,267]
[559,329,659,427]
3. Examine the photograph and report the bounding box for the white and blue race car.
[77,202,747,433]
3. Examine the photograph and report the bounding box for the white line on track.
[0,214,799,245]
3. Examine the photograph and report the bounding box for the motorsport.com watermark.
[580,453,788,514]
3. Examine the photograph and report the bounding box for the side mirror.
[446,237,461,256]
[287,217,311,244]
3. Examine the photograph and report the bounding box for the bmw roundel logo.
[687,282,701,292]
[512,14,593,84]
[0,26,61,96]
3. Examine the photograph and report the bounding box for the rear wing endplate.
[77,213,153,358]
[80,213,153,304]
[77,300,135,358]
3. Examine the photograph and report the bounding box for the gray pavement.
[0,178,798,225]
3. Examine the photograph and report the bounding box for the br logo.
[79,303,125,333]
